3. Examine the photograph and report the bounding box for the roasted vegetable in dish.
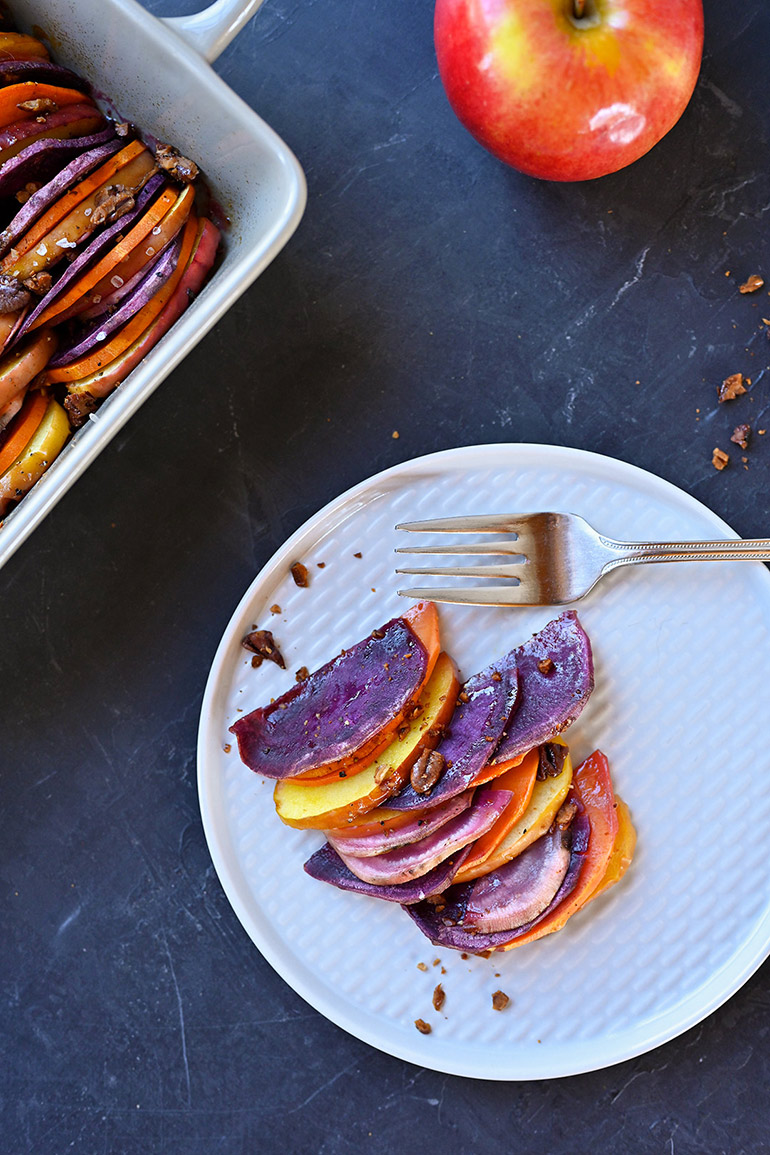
[230,606,636,955]
[0,17,220,518]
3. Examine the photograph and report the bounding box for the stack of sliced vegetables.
[0,20,220,518]
[230,604,636,954]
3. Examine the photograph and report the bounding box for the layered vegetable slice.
[0,390,69,515]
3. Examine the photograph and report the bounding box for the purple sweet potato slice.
[0,127,116,200]
[489,611,594,768]
[327,791,474,858]
[462,821,571,932]
[0,132,121,250]
[0,60,89,90]
[231,610,435,780]
[303,841,472,904]
[0,103,103,168]
[404,808,590,952]
[13,172,166,344]
[335,788,512,885]
[385,659,519,811]
[46,232,182,367]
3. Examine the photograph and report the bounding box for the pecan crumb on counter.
[295,666,309,683]
[432,984,446,1012]
[739,274,765,294]
[414,1019,432,1035]
[290,561,310,587]
[492,990,510,1012]
[242,629,286,669]
[712,447,730,471]
[731,424,751,450]
[537,657,554,675]
[410,749,445,795]
[718,373,747,402]
[155,142,198,184]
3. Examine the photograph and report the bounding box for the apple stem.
[573,0,586,16]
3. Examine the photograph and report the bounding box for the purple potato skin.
[490,611,594,766]
[404,807,590,951]
[0,129,118,219]
[0,60,89,90]
[303,842,472,904]
[231,617,430,780]
[13,171,165,342]
[385,659,518,811]
[47,230,183,366]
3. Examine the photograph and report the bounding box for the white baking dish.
[0,0,306,571]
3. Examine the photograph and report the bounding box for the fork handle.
[603,538,770,566]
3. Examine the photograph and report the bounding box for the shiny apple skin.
[434,0,704,181]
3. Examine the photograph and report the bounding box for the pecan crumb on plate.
[414,1019,432,1034]
[718,373,747,402]
[295,666,309,682]
[432,984,446,1011]
[492,990,510,1012]
[242,629,286,669]
[290,561,309,587]
[731,424,751,450]
[269,604,281,614]
[712,447,730,471]
[739,274,764,294]
[417,962,428,972]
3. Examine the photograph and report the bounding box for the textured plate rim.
[197,442,770,1080]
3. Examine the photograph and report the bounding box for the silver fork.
[395,512,770,606]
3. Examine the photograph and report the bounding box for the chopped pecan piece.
[537,657,554,675]
[64,390,98,427]
[712,447,729,471]
[290,561,309,587]
[0,273,30,314]
[731,424,751,450]
[14,180,41,205]
[414,1019,432,1035]
[90,183,135,227]
[241,628,285,669]
[492,990,510,1012]
[739,274,764,294]
[537,741,568,781]
[17,97,57,113]
[114,120,133,138]
[295,665,309,682]
[410,749,445,795]
[432,984,446,1012]
[155,142,198,184]
[555,799,578,829]
[22,271,52,296]
[718,373,746,402]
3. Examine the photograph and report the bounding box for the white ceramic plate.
[198,444,770,1080]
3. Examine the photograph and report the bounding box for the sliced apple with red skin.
[0,393,69,516]
[273,651,460,829]
[452,740,572,884]
[0,328,57,411]
[584,796,636,903]
[32,183,195,329]
[0,104,104,166]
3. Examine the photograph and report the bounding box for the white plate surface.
[198,444,770,1080]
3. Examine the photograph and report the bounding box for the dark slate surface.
[2,1,770,1151]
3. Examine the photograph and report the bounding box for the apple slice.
[451,740,572,884]
[0,83,96,131]
[30,183,194,329]
[273,651,459,829]
[0,393,69,516]
[0,328,57,412]
[584,796,636,904]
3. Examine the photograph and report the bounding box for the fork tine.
[395,540,525,556]
[396,515,526,534]
[395,563,525,579]
[397,586,544,607]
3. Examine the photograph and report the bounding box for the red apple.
[434,0,704,181]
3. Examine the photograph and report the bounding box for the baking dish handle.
[163,0,266,64]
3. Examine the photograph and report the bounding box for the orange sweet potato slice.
[0,82,93,130]
[273,651,458,829]
[584,796,636,903]
[449,747,538,879]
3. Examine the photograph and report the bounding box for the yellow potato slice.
[0,395,69,515]
[453,741,573,883]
